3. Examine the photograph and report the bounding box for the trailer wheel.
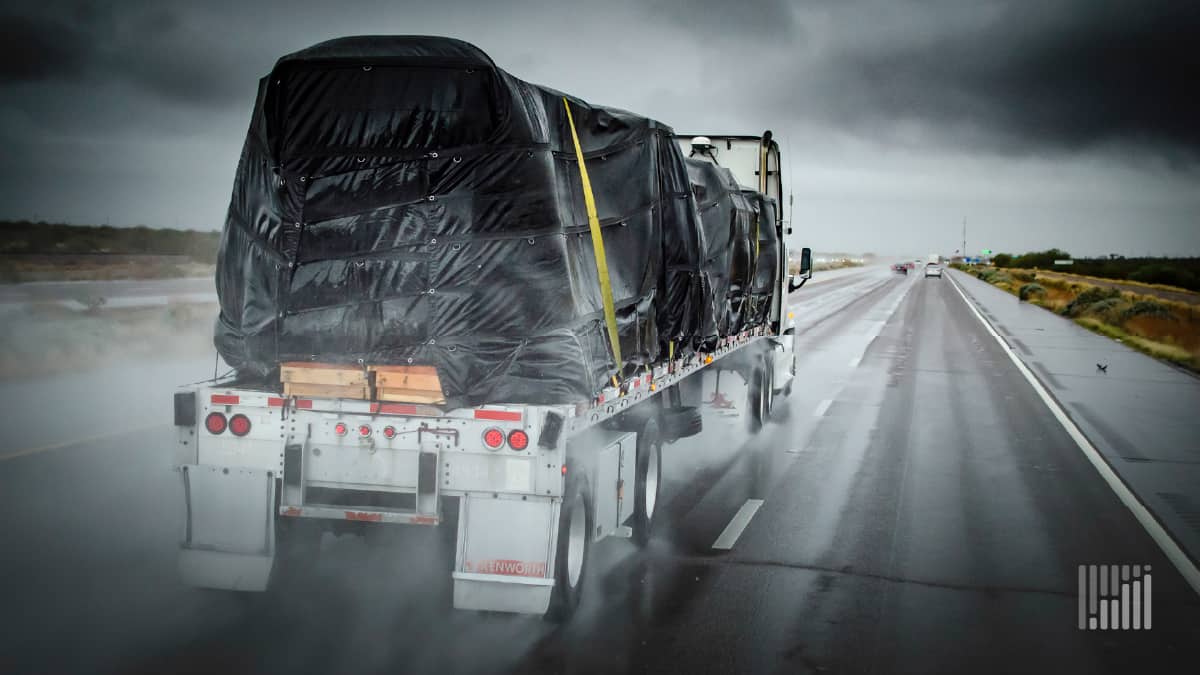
[747,365,766,434]
[547,468,592,620]
[763,357,775,423]
[268,517,321,592]
[632,418,663,547]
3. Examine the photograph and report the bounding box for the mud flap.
[451,493,557,614]
[178,464,276,591]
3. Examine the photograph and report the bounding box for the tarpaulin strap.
[563,97,622,371]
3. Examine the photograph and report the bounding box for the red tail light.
[382,426,396,439]
[358,424,372,438]
[334,422,348,436]
[205,412,227,435]
[229,414,252,437]
[483,428,505,450]
[507,429,530,451]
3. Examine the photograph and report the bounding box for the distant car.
[893,263,908,274]
[924,262,943,278]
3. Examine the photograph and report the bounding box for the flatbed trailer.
[175,322,793,615]
[174,127,812,617]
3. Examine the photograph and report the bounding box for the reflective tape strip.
[562,97,622,371]
[474,409,522,422]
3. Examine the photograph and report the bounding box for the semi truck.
[172,38,812,618]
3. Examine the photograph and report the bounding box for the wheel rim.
[566,494,586,588]
[644,443,660,520]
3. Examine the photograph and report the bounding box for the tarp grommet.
[452,156,462,163]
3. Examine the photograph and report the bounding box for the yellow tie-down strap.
[563,97,622,372]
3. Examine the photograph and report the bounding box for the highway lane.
[2,266,1199,674]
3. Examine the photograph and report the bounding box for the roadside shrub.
[1123,299,1174,321]
[1063,286,1121,317]
[1011,270,1037,283]
[1082,297,1132,324]
[1018,283,1045,301]
[1129,264,1197,290]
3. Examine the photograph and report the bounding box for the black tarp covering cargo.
[685,158,757,339]
[745,191,780,328]
[215,36,714,406]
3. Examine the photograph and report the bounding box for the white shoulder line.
[946,272,1200,597]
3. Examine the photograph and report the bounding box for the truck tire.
[660,405,702,442]
[268,517,321,592]
[546,468,592,621]
[747,364,767,434]
[763,357,776,424]
[632,418,663,547]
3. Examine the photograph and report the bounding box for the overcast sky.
[1,0,1197,257]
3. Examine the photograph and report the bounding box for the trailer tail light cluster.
[204,412,252,437]
[358,424,372,438]
[205,412,227,435]
[382,426,397,439]
[482,427,530,451]
[334,422,348,437]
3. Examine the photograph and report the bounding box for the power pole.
[962,218,967,257]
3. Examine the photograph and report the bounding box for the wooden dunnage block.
[280,362,371,400]
[370,365,446,405]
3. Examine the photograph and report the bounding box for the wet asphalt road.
[2,267,1199,674]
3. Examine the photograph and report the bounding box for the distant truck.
[172,37,812,619]
[925,254,944,278]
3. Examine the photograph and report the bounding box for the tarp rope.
[563,97,623,372]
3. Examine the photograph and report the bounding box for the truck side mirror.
[788,247,813,292]
[799,247,813,278]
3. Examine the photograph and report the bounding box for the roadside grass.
[963,267,1200,374]
[788,259,864,275]
[0,257,215,283]
[1074,318,1197,370]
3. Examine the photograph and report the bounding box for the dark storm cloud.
[644,0,802,41]
[808,0,1200,158]
[0,1,253,107]
[0,0,1195,253]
